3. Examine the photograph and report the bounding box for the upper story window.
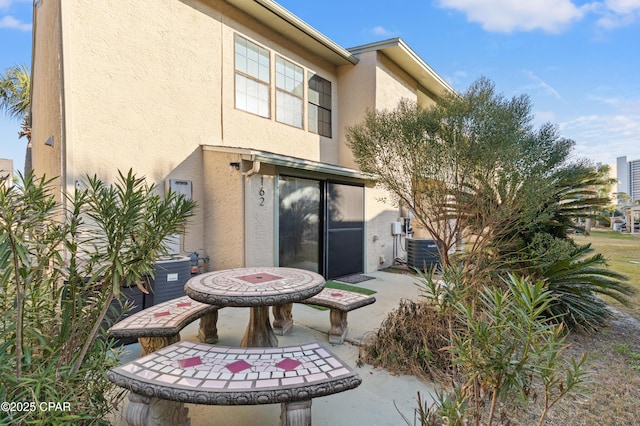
[308,75,332,138]
[233,33,333,137]
[235,34,270,118]
[275,56,304,128]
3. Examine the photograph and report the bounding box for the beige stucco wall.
[244,163,277,267]
[215,2,339,164]
[30,0,63,189]
[336,52,377,170]
[363,183,399,272]
[51,0,349,257]
[202,149,245,270]
[374,53,418,109]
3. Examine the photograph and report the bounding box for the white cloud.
[522,70,565,101]
[436,0,589,33]
[443,70,469,88]
[0,15,31,31]
[560,113,640,164]
[605,0,640,14]
[0,0,30,10]
[596,0,640,28]
[370,25,395,37]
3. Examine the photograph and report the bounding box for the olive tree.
[347,77,608,286]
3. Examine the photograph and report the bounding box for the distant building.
[616,156,640,203]
[0,158,13,188]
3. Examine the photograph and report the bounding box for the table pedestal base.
[281,400,312,426]
[272,303,293,335]
[241,305,278,347]
[125,392,189,426]
[198,310,219,344]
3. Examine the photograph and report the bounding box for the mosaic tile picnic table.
[108,340,362,425]
[185,267,325,347]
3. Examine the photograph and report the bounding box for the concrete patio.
[108,270,438,426]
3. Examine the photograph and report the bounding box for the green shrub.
[0,170,195,424]
[538,243,633,332]
[417,275,587,426]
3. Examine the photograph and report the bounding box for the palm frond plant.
[538,243,633,332]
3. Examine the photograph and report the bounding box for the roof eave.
[348,38,455,97]
[224,0,359,66]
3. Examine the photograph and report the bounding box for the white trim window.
[275,56,304,128]
[235,34,270,118]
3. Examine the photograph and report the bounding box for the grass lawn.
[528,228,640,425]
[573,229,640,317]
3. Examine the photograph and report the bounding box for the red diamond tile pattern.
[225,360,252,373]
[115,341,355,392]
[108,296,214,333]
[276,358,301,371]
[178,356,202,368]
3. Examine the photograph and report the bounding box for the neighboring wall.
[31,0,64,190]
[337,49,434,273]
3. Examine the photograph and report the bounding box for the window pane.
[308,75,331,137]
[275,56,303,127]
[235,34,270,117]
[276,91,303,128]
[276,56,303,95]
[236,74,269,118]
[235,34,269,83]
[308,104,318,133]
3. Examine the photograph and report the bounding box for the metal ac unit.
[406,238,441,271]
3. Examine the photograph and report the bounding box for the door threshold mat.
[334,274,375,284]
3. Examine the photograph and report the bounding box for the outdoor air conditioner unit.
[406,238,441,271]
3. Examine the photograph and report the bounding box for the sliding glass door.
[278,176,322,273]
[278,176,364,279]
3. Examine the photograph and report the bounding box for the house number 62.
[258,177,265,206]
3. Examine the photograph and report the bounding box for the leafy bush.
[0,170,195,424]
[414,275,587,426]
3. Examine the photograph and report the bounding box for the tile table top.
[185,267,325,307]
[108,340,362,405]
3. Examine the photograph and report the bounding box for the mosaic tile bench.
[108,340,363,426]
[107,296,221,356]
[272,288,376,344]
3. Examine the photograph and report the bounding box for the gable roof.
[348,38,455,97]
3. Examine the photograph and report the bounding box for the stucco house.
[30,0,454,279]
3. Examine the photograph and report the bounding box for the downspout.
[244,159,261,177]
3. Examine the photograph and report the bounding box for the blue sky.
[1,0,639,173]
